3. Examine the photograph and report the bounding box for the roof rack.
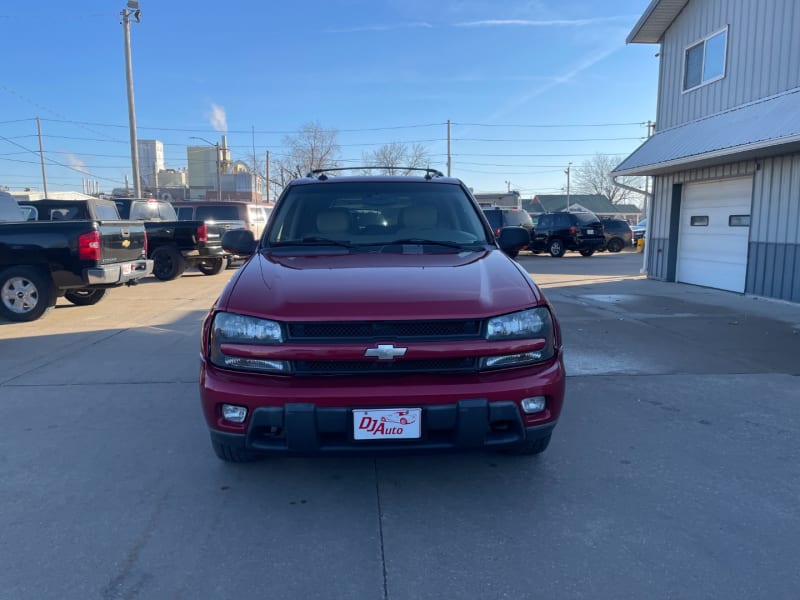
[305,167,445,180]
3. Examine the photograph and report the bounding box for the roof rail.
[304,167,445,180]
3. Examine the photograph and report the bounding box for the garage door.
[677,178,752,293]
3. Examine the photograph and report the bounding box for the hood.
[221,249,541,321]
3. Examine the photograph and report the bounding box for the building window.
[690,215,709,226]
[729,215,750,227]
[684,27,728,91]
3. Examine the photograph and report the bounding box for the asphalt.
[1,251,798,600]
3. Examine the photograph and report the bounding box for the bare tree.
[361,142,431,175]
[265,121,341,198]
[573,153,646,206]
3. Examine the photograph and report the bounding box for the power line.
[453,137,644,143]
[452,121,646,128]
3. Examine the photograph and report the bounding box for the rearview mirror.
[222,229,257,256]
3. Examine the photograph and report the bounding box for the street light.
[190,137,221,202]
[121,1,142,198]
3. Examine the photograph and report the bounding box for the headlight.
[209,312,289,373]
[481,307,555,370]
[486,307,550,340]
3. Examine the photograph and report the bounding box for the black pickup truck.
[112,198,227,280]
[0,193,152,322]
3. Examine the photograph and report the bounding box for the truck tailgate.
[98,220,148,264]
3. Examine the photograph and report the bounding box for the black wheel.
[503,434,551,456]
[64,288,108,306]
[0,266,54,322]
[548,239,566,258]
[197,258,226,276]
[579,249,595,257]
[212,439,260,463]
[152,246,187,281]
[607,238,624,253]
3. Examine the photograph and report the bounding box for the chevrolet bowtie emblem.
[364,344,408,361]
[121,239,131,248]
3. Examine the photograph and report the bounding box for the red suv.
[200,169,566,461]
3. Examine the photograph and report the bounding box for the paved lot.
[1,254,799,600]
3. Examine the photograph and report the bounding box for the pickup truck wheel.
[548,239,566,258]
[212,439,260,463]
[0,267,54,322]
[152,246,186,281]
[64,288,108,306]
[503,434,551,456]
[607,238,624,253]
[197,258,226,276]
[579,249,595,257]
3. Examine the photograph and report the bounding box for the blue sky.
[0,0,658,199]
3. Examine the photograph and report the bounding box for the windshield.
[266,181,490,251]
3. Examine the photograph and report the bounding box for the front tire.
[0,266,54,322]
[197,257,226,276]
[152,246,187,281]
[503,434,551,456]
[548,239,566,258]
[579,249,595,257]
[607,238,624,253]
[65,288,108,306]
[212,439,260,463]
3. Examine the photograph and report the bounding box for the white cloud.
[65,153,89,174]
[325,21,432,33]
[484,44,622,123]
[206,103,228,132]
[455,16,635,27]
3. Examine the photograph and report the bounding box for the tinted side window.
[176,207,194,220]
[502,210,533,227]
[483,211,501,229]
[94,204,120,220]
[197,206,241,221]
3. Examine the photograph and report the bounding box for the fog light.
[521,396,546,414]
[221,404,248,423]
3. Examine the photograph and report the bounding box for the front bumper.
[85,259,153,285]
[201,355,565,454]
[209,401,558,454]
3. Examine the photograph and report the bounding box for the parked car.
[0,193,152,321]
[631,218,648,245]
[201,169,565,461]
[480,207,535,258]
[530,211,606,257]
[113,198,227,279]
[599,218,633,252]
[172,201,273,241]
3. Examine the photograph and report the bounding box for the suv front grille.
[293,357,478,375]
[287,319,482,341]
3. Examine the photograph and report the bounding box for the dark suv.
[530,211,605,257]
[481,207,534,258]
[599,218,632,253]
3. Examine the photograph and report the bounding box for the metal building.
[614,0,800,303]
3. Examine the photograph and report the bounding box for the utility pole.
[265,150,270,203]
[215,143,221,202]
[505,180,511,193]
[446,119,451,176]
[565,162,572,212]
[121,2,142,198]
[36,117,49,198]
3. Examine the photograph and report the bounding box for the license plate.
[586,229,594,235]
[353,408,421,440]
[121,263,133,275]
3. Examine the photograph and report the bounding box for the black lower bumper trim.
[209,400,557,455]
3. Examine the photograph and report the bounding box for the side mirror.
[497,226,530,256]
[222,229,257,256]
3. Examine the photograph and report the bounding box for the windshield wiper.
[383,238,476,250]
[269,237,357,249]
